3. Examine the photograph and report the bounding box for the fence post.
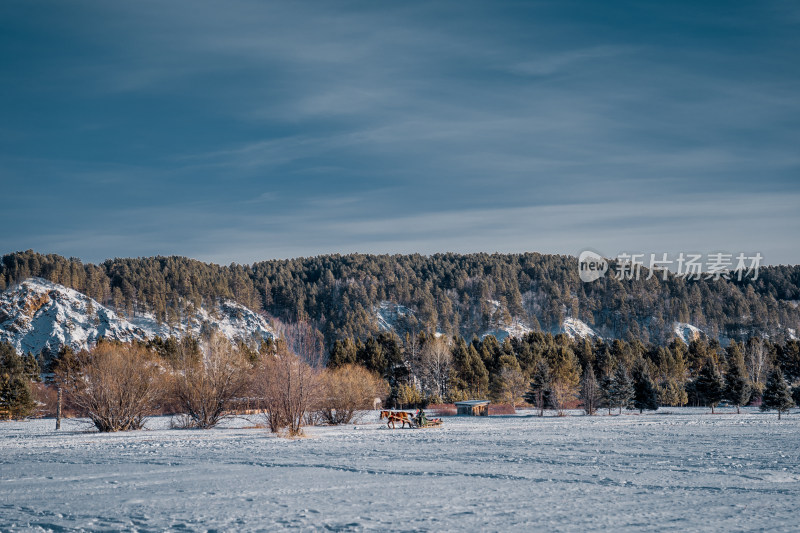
[56,387,62,430]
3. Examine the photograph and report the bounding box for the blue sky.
[1,0,799,265]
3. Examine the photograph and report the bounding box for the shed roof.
[454,400,490,406]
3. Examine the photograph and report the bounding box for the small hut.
[455,400,490,416]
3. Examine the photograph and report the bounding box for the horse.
[380,410,413,429]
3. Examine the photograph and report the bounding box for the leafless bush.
[257,343,320,436]
[318,364,389,425]
[494,366,528,412]
[169,414,197,429]
[54,341,165,432]
[303,409,325,426]
[551,379,579,416]
[580,370,601,415]
[170,333,249,429]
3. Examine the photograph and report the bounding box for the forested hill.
[1,250,799,348]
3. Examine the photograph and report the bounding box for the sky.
[1,0,799,266]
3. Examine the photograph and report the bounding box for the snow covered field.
[2,408,799,532]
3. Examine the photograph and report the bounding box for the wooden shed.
[455,400,490,416]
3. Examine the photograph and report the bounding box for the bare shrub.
[258,341,320,436]
[303,409,325,427]
[54,341,165,432]
[171,333,249,429]
[169,414,197,429]
[494,366,528,412]
[318,364,389,425]
[580,370,601,415]
[550,380,579,416]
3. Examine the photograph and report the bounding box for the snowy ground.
[2,408,800,532]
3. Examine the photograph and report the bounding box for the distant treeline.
[2,250,800,350]
[328,329,800,412]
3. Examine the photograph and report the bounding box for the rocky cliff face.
[0,278,274,356]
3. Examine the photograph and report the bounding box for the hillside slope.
[2,250,799,349]
[0,278,274,356]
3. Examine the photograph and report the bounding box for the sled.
[413,418,443,428]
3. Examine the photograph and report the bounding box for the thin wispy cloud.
[1,0,798,264]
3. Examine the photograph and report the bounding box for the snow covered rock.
[0,278,274,356]
[561,317,600,340]
[376,301,414,332]
[673,322,704,344]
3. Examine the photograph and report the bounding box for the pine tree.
[599,372,615,415]
[760,368,795,420]
[610,365,634,415]
[328,339,357,368]
[0,343,39,420]
[359,337,386,376]
[777,341,800,383]
[695,359,725,414]
[632,363,659,414]
[724,350,751,414]
[524,360,551,417]
[450,338,489,400]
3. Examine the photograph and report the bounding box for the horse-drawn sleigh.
[379,410,443,429]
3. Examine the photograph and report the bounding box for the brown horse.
[380,410,413,429]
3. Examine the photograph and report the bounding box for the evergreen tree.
[695,359,725,413]
[777,341,800,383]
[760,368,795,420]
[632,363,659,414]
[609,365,634,414]
[328,339,357,369]
[358,337,386,376]
[4,250,800,357]
[599,372,615,415]
[450,337,489,400]
[0,342,39,419]
[524,360,551,417]
[724,349,752,414]
[657,377,688,407]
